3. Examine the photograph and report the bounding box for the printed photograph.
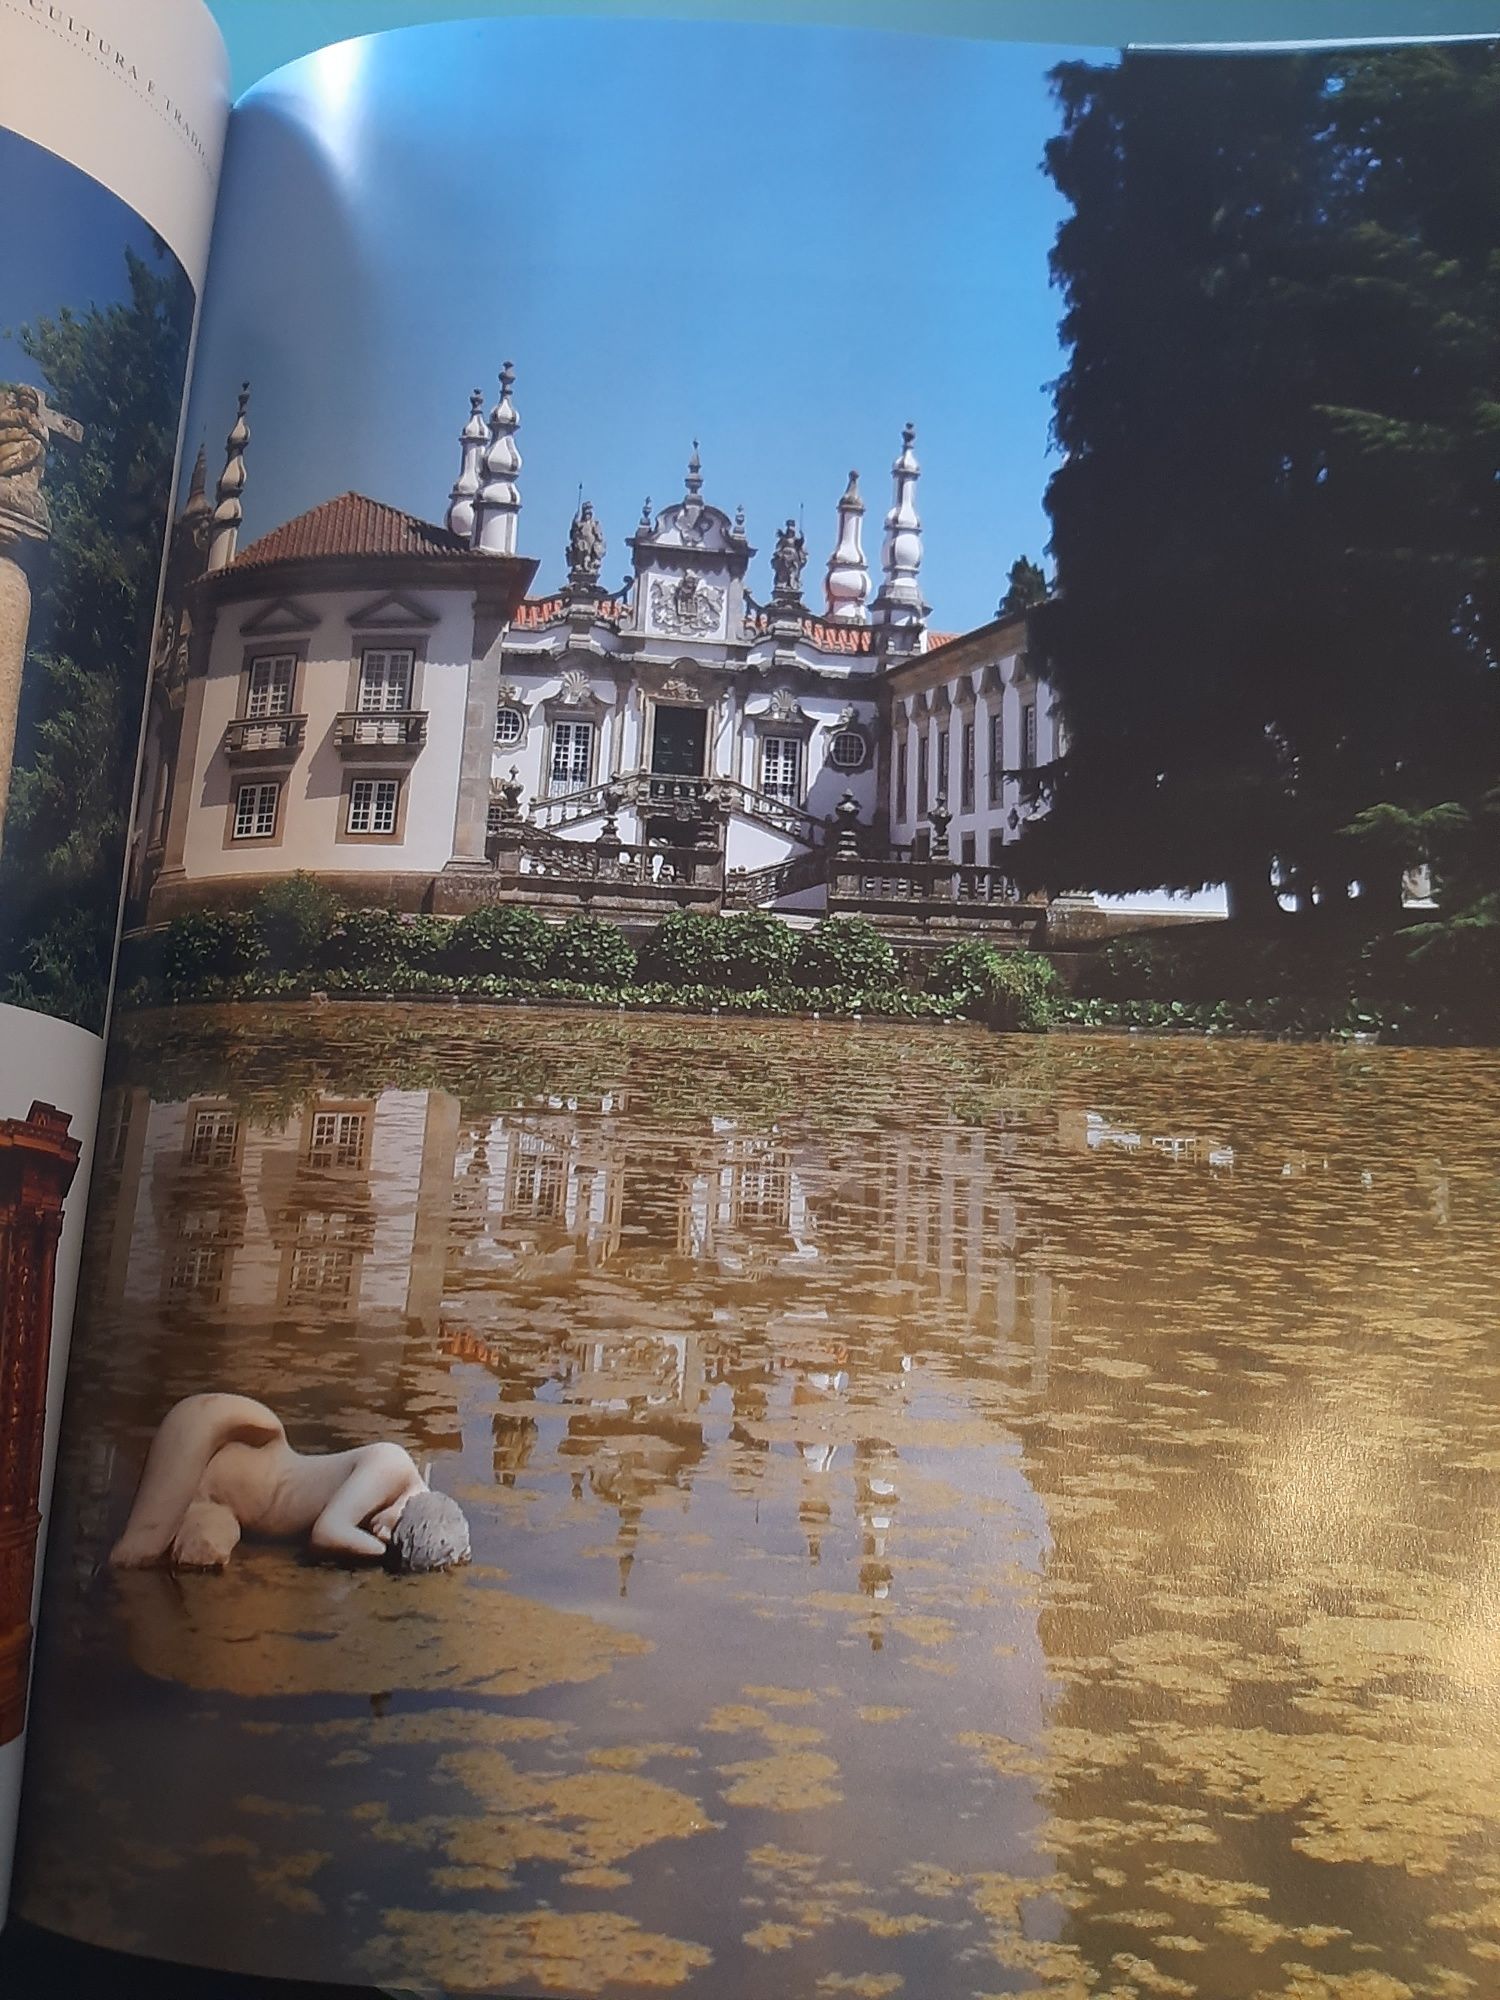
[0,999,97,1909]
[0,123,196,1036]
[17,18,1500,1999]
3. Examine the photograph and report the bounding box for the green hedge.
[127,896,1045,1028]
[131,891,1497,1040]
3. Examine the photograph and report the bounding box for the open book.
[1,2,1497,1992]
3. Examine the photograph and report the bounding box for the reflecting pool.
[18,1006,1500,1997]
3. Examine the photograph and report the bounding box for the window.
[550,719,593,791]
[347,777,399,835]
[936,726,950,802]
[989,709,1004,804]
[167,1242,227,1305]
[233,781,279,840]
[960,833,976,866]
[895,736,908,821]
[762,735,802,803]
[308,1109,367,1170]
[245,654,295,718]
[189,1108,239,1167]
[286,1212,359,1308]
[829,729,865,771]
[495,703,525,746]
[988,830,1008,869]
[1021,701,1037,770]
[357,648,413,713]
[916,733,929,816]
[510,1133,566,1218]
[961,720,975,812]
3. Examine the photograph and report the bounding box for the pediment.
[238,596,321,636]
[348,589,439,629]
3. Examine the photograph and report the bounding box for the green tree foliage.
[0,243,194,1028]
[997,556,1047,621]
[1025,46,1500,924]
[252,872,341,971]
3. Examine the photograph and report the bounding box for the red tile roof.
[924,630,960,653]
[228,492,478,570]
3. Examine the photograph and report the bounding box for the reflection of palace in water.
[93,1081,1067,1345]
[90,1078,1068,1608]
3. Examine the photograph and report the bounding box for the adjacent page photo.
[0,0,226,1910]
[13,14,1500,2000]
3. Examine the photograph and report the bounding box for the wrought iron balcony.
[223,714,306,761]
[332,710,428,756]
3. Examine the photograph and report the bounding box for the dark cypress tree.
[1025,45,1500,925]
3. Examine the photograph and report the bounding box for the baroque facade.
[130,370,1065,928]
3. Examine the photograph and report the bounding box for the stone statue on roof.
[566,499,606,586]
[771,517,807,601]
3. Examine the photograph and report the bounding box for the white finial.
[825,469,871,624]
[445,387,488,539]
[206,382,249,572]
[873,421,926,628]
[473,361,522,554]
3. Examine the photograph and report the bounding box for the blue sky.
[1,126,188,390]
[188,17,1105,633]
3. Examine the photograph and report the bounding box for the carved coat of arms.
[649,572,724,638]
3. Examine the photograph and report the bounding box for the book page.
[0,0,227,1909]
[14,15,1500,1996]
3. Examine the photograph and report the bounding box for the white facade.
[176,584,483,885]
[885,618,1064,873]
[133,377,1070,922]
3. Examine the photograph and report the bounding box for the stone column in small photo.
[0,1101,81,1745]
[0,386,83,856]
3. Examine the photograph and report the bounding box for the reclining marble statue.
[109,1392,471,1573]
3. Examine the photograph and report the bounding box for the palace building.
[130,369,1068,931]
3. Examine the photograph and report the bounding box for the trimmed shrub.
[321,906,407,972]
[442,904,553,979]
[252,872,341,972]
[926,938,1007,999]
[791,916,897,993]
[159,908,256,996]
[925,939,1057,1029]
[638,910,726,986]
[323,907,449,974]
[548,914,637,989]
[973,950,1059,1032]
[717,911,795,991]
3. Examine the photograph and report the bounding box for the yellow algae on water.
[957,1731,1048,1778]
[718,1751,843,1811]
[114,1560,649,1700]
[371,1909,712,1992]
[743,1922,801,1951]
[248,1848,329,1917]
[1109,1951,1197,1996]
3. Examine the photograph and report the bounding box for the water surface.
[19,1007,1500,1998]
